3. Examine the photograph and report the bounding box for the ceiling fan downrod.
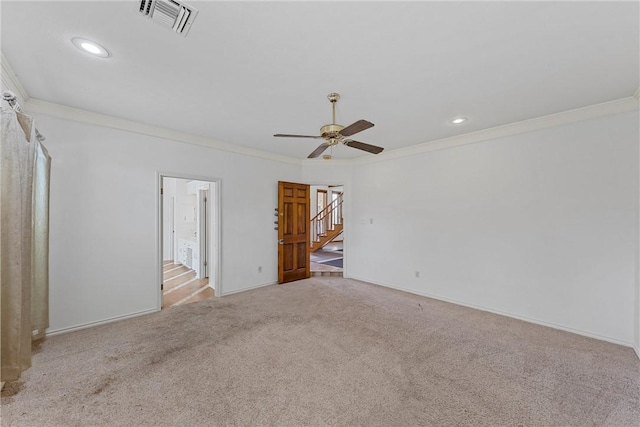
[320,93,344,139]
[327,92,340,125]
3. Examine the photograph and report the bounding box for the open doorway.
[309,184,344,277]
[159,174,220,309]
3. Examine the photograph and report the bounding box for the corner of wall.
[635,295,639,358]
[0,52,29,105]
[636,85,640,359]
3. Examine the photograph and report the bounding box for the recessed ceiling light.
[71,38,110,58]
[450,117,467,124]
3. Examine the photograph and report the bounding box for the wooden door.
[278,181,310,284]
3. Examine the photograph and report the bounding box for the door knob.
[278,239,284,244]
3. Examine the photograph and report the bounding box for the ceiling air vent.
[139,0,198,37]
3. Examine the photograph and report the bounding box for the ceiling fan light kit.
[274,93,384,159]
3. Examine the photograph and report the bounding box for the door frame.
[198,188,209,278]
[309,183,347,275]
[165,195,175,261]
[157,172,222,311]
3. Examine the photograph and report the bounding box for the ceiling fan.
[274,93,384,159]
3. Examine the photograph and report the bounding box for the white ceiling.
[2,1,638,159]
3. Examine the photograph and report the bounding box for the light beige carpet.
[1,278,638,426]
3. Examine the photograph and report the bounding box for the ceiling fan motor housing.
[320,124,345,142]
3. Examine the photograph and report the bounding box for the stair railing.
[311,193,343,245]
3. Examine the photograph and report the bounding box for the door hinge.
[161,283,164,290]
[161,187,163,195]
[204,261,207,266]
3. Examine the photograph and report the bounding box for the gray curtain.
[1,109,50,381]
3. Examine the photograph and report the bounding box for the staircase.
[311,193,343,252]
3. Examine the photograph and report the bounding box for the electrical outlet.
[415,271,420,278]
[258,266,262,273]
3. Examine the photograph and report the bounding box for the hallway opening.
[309,184,343,277]
[160,175,219,309]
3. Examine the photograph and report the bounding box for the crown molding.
[8,42,636,171]
[353,96,639,166]
[25,98,302,166]
[301,158,353,167]
[0,52,30,105]
[4,49,299,166]
[26,95,637,169]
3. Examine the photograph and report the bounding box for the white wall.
[349,111,639,346]
[36,114,300,333]
[30,107,639,348]
[175,178,197,241]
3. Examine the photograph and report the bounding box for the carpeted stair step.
[311,271,343,278]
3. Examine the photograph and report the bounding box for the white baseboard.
[46,308,158,337]
[219,281,277,297]
[350,276,635,349]
[46,282,276,336]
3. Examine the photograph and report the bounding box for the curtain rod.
[2,90,46,141]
